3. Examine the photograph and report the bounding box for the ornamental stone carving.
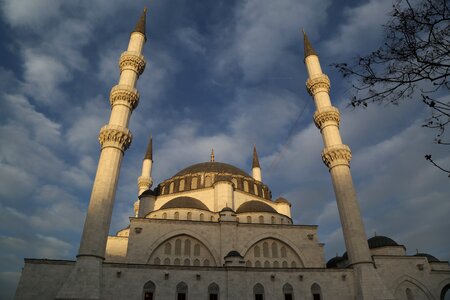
[138,176,153,189]
[306,74,330,96]
[98,124,133,152]
[321,144,352,169]
[119,51,146,75]
[110,85,140,110]
[313,106,340,130]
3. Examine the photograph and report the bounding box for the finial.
[302,29,317,59]
[210,148,215,162]
[144,136,152,160]
[374,231,377,237]
[133,7,147,41]
[252,145,260,168]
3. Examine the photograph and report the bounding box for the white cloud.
[176,27,206,54]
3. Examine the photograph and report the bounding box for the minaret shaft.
[305,53,371,267]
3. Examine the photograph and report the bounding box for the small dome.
[221,207,235,212]
[414,253,440,263]
[225,250,243,258]
[174,162,250,178]
[326,256,345,268]
[139,189,156,197]
[275,197,290,204]
[160,196,209,211]
[368,236,399,249]
[236,200,277,214]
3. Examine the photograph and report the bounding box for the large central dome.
[174,162,251,178]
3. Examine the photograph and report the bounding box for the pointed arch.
[254,283,265,300]
[311,283,322,300]
[392,275,433,300]
[283,283,294,300]
[143,280,155,300]
[176,282,188,300]
[208,282,219,300]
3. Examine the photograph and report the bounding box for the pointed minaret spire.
[144,136,153,161]
[210,148,215,162]
[252,145,262,182]
[138,136,154,196]
[302,30,317,59]
[133,7,147,40]
[252,145,260,168]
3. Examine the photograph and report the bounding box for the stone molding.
[313,106,340,130]
[98,124,132,152]
[306,74,330,96]
[321,144,352,169]
[138,176,153,189]
[119,51,146,75]
[110,85,140,110]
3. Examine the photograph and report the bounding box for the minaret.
[303,32,393,299]
[57,9,148,299]
[252,145,262,181]
[138,136,153,195]
[211,148,215,162]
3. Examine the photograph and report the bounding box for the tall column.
[302,32,394,299]
[56,9,148,300]
[252,145,262,182]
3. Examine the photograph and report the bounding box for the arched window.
[259,216,264,224]
[169,182,174,193]
[247,216,252,223]
[282,261,288,268]
[179,179,185,191]
[161,185,166,194]
[163,258,170,265]
[272,242,278,258]
[246,260,252,267]
[271,216,275,224]
[184,239,191,255]
[204,259,210,266]
[205,175,212,187]
[208,283,220,300]
[291,261,297,268]
[143,280,155,300]
[255,261,261,268]
[253,283,265,300]
[153,257,160,265]
[254,184,259,196]
[210,216,214,221]
[193,259,200,266]
[187,212,192,220]
[281,218,284,224]
[191,177,198,189]
[244,180,249,192]
[164,243,172,255]
[174,212,179,220]
[280,246,287,258]
[263,242,269,257]
[406,288,414,300]
[232,178,238,188]
[194,244,200,256]
[174,258,180,265]
[254,246,261,257]
[262,189,265,198]
[162,212,167,219]
[183,258,190,266]
[176,282,188,300]
[273,261,279,268]
[283,283,294,300]
[264,261,270,267]
[175,239,181,255]
[200,213,204,221]
[311,283,322,300]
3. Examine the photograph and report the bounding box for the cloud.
[323,0,393,56]
[176,27,206,55]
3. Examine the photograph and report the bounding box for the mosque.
[14,9,450,300]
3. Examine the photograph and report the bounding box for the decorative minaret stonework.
[56,9,148,300]
[138,136,153,195]
[252,145,262,182]
[303,32,394,300]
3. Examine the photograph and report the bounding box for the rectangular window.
[284,294,293,300]
[209,294,218,300]
[178,293,186,300]
[144,292,153,300]
[255,294,264,300]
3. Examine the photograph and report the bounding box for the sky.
[0,0,449,298]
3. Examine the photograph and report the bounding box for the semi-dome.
[225,250,243,258]
[174,162,251,178]
[236,200,277,214]
[368,236,399,249]
[159,196,209,211]
[414,253,440,263]
[326,256,345,268]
